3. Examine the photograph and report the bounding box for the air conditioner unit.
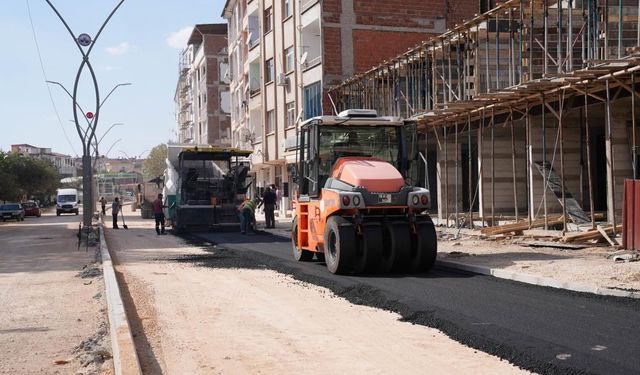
[276,73,289,87]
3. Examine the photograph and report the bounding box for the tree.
[143,144,168,179]
[0,152,19,201]
[0,152,60,202]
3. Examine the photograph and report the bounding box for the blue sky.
[0,0,225,158]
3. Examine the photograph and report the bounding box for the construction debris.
[481,215,564,236]
[524,241,586,250]
[561,225,622,244]
[606,250,640,263]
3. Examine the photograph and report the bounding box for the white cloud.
[166,27,193,49]
[105,42,132,56]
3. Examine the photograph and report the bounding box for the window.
[264,7,273,34]
[266,110,275,134]
[265,58,274,83]
[286,101,295,128]
[283,0,292,18]
[303,81,321,119]
[284,46,294,73]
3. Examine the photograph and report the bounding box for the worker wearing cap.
[239,196,260,234]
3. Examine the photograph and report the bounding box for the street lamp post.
[44,0,126,228]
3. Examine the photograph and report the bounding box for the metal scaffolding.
[329,0,640,230]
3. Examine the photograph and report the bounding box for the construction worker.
[262,186,277,229]
[152,193,166,235]
[112,197,120,229]
[239,196,260,234]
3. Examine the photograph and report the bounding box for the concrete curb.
[98,223,143,375]
[436,259,640,299]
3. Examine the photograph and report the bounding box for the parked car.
[22,201,41,217]
[0,203,25,221]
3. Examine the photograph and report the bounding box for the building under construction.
[328,0,640,235]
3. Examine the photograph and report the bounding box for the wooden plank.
[481,214,564,235]
[561,225,623,243]
[525,241,587,250]
[522,229,564,238]
[596,225,617,247]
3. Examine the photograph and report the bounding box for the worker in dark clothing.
[262,186,277,229]
[152,193,166,235]
[112,197,121,229]
[100,196,106,215]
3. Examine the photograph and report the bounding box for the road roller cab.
[291,109,437,274]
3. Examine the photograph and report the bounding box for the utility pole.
[44,0,126,228]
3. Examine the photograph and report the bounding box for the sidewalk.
[254,209,640,298]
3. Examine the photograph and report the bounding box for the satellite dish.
[300,51,308,65]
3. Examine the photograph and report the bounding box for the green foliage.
[143,144,167,179]
[0,151,60,202]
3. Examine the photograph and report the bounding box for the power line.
[25,0,79,157]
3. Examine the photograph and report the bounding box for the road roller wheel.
[414,220,437,272]
[292,216,313,261]
[323,216,356,274]
[389,222,411,272]
[379,222,396,273]
[353,223,383,274]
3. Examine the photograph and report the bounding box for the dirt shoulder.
[437,229,640,293]
[0,214,112,375]
[106,207,530,374]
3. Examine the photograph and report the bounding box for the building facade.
[11,144,75,178]
[175,24,231,146]
[222,0,478,212]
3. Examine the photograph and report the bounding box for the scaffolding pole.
[510,108,519,220]
[559,92,567,232]
[468,115,474,228]
[542,96,548,229]
[606,79,617,230]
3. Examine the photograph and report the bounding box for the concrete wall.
[478,123,528,218]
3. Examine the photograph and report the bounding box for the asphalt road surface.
[176,230,640,375]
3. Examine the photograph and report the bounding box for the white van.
[56,188,79,216]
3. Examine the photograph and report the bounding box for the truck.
[56,188,79,216]
[291,109,437,274]
[164,145,252,232]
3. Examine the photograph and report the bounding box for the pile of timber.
[560,224,622,244]
[480,215,565,236]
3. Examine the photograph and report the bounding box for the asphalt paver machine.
[164,146,252,232]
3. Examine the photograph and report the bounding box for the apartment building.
[175,24,231,146]
[10,144,75,178]
[222,0,478,212]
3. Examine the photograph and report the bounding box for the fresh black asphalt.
[172,230,640,375]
